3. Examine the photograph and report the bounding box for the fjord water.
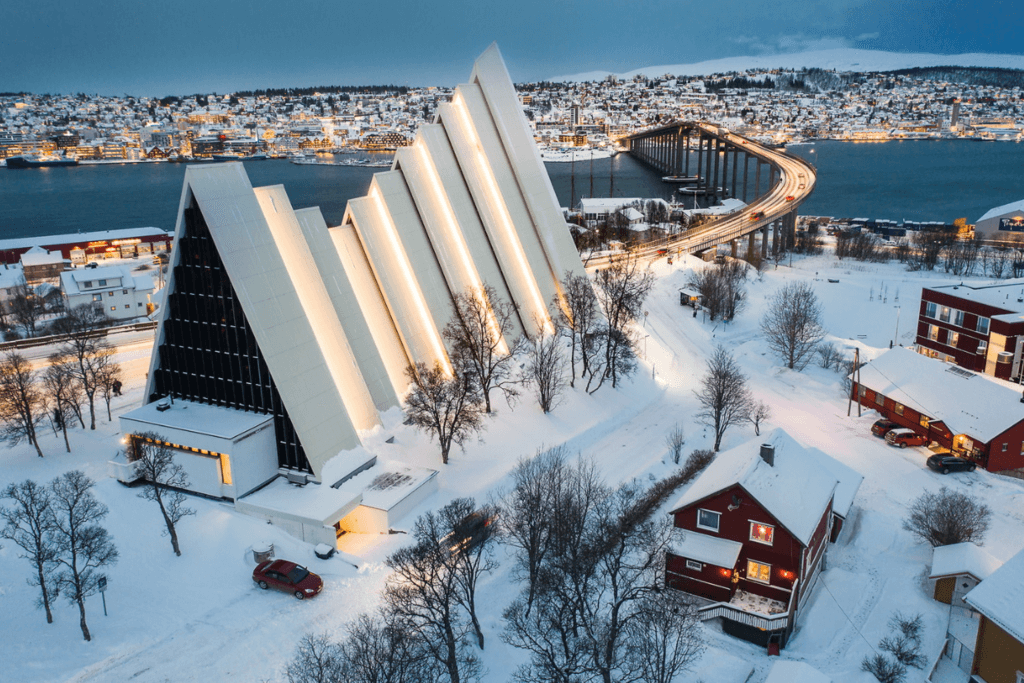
[1,141,1022,239]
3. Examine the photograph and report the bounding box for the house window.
[98,279,106,286]
[747,560,771,584]
[122,289,128,295]
[750,522,775,545]
[895,403,904,416]
[124,305,129,309]
[92,294,101,302]
[1003,443,1008,452]
[696,509,720,532]
[949,331,959,348]
[108,291,114,297]
[83,280,93,288]
[939,306,951,323]
[685,560,702,571]
[858,385,866,397]
[875,391,885,406]
[920,414,930,428]
[925,302,937,318]
[928,325,939,341]
[954,310,965,326]
[110,306,116,312]
[977,317,990,334]
[978,340,988,355]
[220,453,233,485]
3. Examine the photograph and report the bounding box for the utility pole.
[846,347,862,417]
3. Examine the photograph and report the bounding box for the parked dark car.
[252,559,323,599]
[927,454,977,474]
[871,419,898,437]
[885,429,928,448]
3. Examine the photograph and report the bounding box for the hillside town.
[1,66,1023,165]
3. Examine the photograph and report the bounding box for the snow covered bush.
[902,487,991,547]
[861,652,906,683]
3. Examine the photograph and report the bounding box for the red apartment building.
[916,283,1024,381]
[665,430,862,650]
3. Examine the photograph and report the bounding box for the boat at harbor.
[5,155,79,169]
[662,175,701,184]
[290,157,392,168]
[537,147,617,162]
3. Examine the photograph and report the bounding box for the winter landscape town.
[3,12,1024,683]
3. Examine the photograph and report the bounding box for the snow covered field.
[2,250,1023,683]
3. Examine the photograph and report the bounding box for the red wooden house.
[666,430,862,649]
[852,347,1024,475]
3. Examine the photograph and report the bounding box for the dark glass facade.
[151,199,310,472]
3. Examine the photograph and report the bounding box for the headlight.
[305,588,315,593]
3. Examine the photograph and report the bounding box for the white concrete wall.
[228,422,279,498]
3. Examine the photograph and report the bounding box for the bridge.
[587,122,816,266]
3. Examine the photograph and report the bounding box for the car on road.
[927,454,977,474]
[253,559,323,599]
[750,211,764,221]
[785,195,795,201]
[871,419,898,437]
[885,429,928,448]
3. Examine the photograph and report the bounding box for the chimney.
[759,443,775,467]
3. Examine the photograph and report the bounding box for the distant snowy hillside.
[548,48,1024,82]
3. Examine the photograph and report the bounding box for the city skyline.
[3,0,1023,96]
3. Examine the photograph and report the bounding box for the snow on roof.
[69,266,125,282]
[764,661,832,683]
[0,264,24,288]
[20,249,63,266]
[0,227,171,253]
[579,197,641,210]
[964,547,1024,644]
[930,542,1002,581]
[669,429,855,546]
[670,528,742,568]
[622,207,644,221]
[924,282,1024,313]
[977,197,1024,223]
[329,459,438,512]
[133,273,155,293]
[856,348,1024,442]
[237,476,362,526]
[683,198,747,217]
[120,398,273,441]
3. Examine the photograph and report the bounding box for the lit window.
[924,302,937,318]
[110,306,116,311]
[977,317,990,334]
[108,291,114,297]
[697,509,720,532]
[92,294,101,302]
[858,385,866,397]
[949,332,959,347]
[895,403,904,416]
[954,310,965,327]
[928,325,939,341]
[978,340,988,355]
[747,560,771,584]
[750,522,775,545]
[220,453,233,485]
[685,560,702,571]
[920,414,930,428]
[875,392,885,406]
[939,306,951,323]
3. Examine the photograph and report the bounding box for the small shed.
[929,542,1001,605]
[679,287,702,307]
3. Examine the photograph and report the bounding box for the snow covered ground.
[549,47,1024,82]
[2,250,1023,682]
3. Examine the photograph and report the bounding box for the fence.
[0,320,157,351]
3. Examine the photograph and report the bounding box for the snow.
[856,347,1024,442]
[764,660,832,683]
[4,248,1024,683]
[550,47,1024,82]
[977,197,1024,223]
[926,281,1024,312]
[120,397,273,440]
[964,547,1024,643]
[237,476,362,525]
[670,527,743,568]
[929,542,1002,581]
[667,428,850,546]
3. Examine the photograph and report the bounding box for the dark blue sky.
[3,0,1022,96]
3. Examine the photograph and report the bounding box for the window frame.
[978,340,988,355]
[924,301,937,319]
[875,391,885,406]
[749,522,775,546]
[954,310,965,326]
[939,306,951,323]
[696,509,721,533]
[746,559,771,585]
[928,325,939,341]
[949,331,959,348]
[895,403,904,416]
[977,317,990,334]
[685,559,702,571]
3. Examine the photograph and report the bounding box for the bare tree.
[554,271,601,387]
[50,470,119,641]
[747,400,772,436]
[285,632,346,683]
[9,282,43,338]
[816,341,843,369]
[338,611,426,683]
[385,511,482,683]
[1,480,59,624]
[624,592,705,683]
[862,653,907,683]
[443,285,523,413]
[403,362,486,465]
[665,423,686,464]
[687,260,748,322]
[440,498,500,650]
[903,487,991,547]
[126,433,196,556]
[525,326,566,414]
[694,346,752,451]
[54,304,112,430]
[591,251,654,392]
[0,351,46,457]
[97,359,122,423]
[760,281,827,371]
[44,353,83,453]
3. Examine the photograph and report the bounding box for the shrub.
[903,487,991,547]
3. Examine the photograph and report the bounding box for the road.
[587,123,817,268]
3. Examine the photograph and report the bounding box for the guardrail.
[0,320,157,351]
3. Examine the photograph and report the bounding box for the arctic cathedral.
[118,45,588,544]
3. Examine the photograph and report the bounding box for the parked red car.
[885,429,928,449]
[253,560,323,600]
[871,419,898,437]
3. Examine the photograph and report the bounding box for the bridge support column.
[742,154,750,202]
[731,149,739,200]
[761,225,769,259]
[683,131,690,176]
[704,136,713,192]
[773,221,781,257]
[712,139,721,199]
[755,161,762,199]
[730,239,737,258]
[748,231,756,260]
[721,142,729,198]
[786,212,797,251]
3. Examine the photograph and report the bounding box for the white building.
[975,197,1024,239]
[0,263,25,302]
[117,45,585,547]
[60,265,155,320]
